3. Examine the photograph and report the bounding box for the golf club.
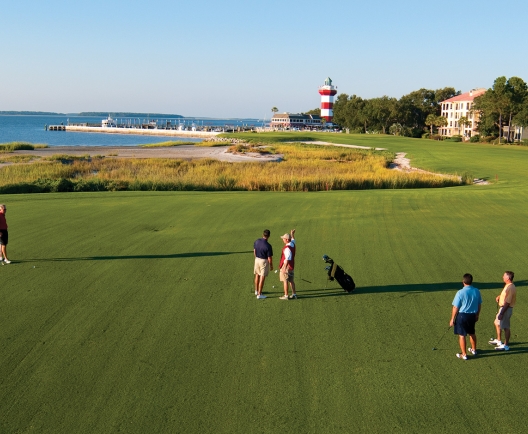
[432,325,452,350]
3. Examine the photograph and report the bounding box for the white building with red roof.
[439,88,486,138]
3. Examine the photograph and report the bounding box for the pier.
[46,116,259,137]
[64,125,220,138]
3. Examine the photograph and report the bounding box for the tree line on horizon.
[304,76,528,141]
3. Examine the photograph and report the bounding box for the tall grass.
[0,155,40,163]
[0,142,49,152]
[0,143,461,193]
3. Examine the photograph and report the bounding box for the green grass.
[1,135,528,433]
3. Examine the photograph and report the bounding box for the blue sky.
[1,0,527,118]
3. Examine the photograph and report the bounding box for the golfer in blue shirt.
[450,273,482,360]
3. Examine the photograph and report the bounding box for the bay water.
[0,115,262,147]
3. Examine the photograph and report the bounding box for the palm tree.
[425,114,437,136]
[458,116,470,137]
[435,115,448,136]
[271,107,278,115]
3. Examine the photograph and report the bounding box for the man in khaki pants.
[253,229,273,299]
[489,271,516,351]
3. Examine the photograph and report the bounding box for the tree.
[425,114,437,136]
[333,94,366,131]
[304,107,321,116]
[435,116,448,134]
[505,77,528,141]
[370,96,397,134]
[434,87,460,114]
[358,99,373,133]
[425,114,448,137]
[332,93,349,127]
[473,77,511,143]
[271,107,278,115]
[458,116,471,137]
[397,88,437,137]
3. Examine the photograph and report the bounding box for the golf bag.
[322,255,355,293]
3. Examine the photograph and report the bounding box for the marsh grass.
[194,141,231,147]
[0,142,461,193]
[43,154,104,162]
[0,142,49,152]
[0,155,41,163]
[227,144,276,154]
[140,141,197,147]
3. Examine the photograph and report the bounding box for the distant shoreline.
[0,111,183,118]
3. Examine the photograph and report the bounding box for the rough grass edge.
[0,142,49,152]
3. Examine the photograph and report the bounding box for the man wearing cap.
[253,229,273,299]
[279,229,296,300]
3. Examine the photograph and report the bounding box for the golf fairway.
[1,138,528,433]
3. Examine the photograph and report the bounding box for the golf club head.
[324,265,331,271]
[322,254,329,262]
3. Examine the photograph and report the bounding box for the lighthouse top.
[319,77,337,96]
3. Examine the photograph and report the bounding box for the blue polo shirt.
[254,238,273,259]
[452,285,482,314]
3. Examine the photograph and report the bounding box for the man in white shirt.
[278,229,296,300]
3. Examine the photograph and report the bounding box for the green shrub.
[470,135,480,143]
[445,136,462,142]
[481,136,496,143]
[430,134,443,141]
[422,132,430,139]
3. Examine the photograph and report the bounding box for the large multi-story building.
[439,88,486,138]
[270,113,322,130]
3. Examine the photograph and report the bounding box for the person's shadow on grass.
[293,280,528,299]
[472,342,528,358]
[352,280,528,295]
[19,251,253,262]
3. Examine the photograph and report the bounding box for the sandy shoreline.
[11,145,282,163]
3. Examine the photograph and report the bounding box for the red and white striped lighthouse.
[318,77,337,125]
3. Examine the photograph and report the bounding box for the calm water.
[0,115,262,147]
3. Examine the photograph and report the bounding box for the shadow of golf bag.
[323,255,355,293]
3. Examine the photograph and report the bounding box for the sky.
[1,0,527,118]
